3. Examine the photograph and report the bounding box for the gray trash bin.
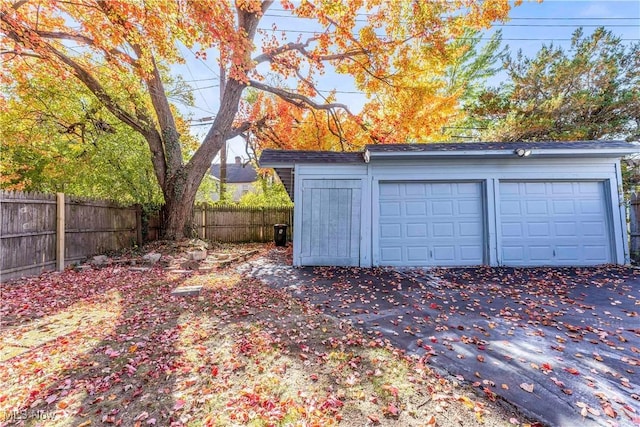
[274,224,288,246]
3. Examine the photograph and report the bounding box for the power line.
[257,27,640,40]
[265,9,639,20]
[263,12,639,27]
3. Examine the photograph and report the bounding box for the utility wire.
[266,8,639,20]
[257,27,640,40]
[263,12,639,27]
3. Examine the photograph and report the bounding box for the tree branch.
[35,30,136,65]
[253,35,367,64]
[1,49,42,59]
[227,116,269,140]
[11,1,28,10]
[248,79,354,114]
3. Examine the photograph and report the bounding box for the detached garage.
[259,141,638,267]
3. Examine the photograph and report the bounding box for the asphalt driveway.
[244,250,640,426]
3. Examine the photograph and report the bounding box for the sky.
[171,1,640,161]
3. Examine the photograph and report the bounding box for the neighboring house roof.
[259,141,640,201]
[210,163,258,183]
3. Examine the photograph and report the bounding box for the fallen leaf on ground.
[520,383,534,393]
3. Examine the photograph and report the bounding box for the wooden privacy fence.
[192,205,293,243]
[1,192,293,281]
[1,191,140,282]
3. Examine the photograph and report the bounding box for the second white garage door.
[499,181,612,266]
[377,182,485,266]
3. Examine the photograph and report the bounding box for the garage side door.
[499,181,612,266]
[378,182,485,266]
[300,179,361,266]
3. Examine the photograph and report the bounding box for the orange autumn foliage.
[1,0,515,237]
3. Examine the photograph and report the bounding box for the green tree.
[473,28,640,142]
[238,178,293,207]
[442,29,508,141]
[0,67,163,205]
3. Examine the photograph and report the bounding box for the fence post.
[135,205,143,246]
[201,207,206,240]
[56,192,65,271]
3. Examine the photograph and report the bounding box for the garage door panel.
[380,201,401,216]
[499,181,611,266]
[407,247,428,261]
[530,246,553,260]
[407,201,427,215]
[378,182,484,266]
[526,200,548,214]
[433,246,455,261]
[581,200,603,214]
[555,222,577,236]
[502,246,524,262]
[460,222,482,236]
[584,246,608,260]
[380,224,401,238]
[458,183,481,195]
[405,183,427,196]
[502,222,522,237]
[552,200,575,214]
[556,245,579,260]
[432,183,453,195]
[525,182,547,194]
[551,182,574,193]
[432,222,454,237]
[528,222,549,236]
[407,223,428,237]
[501,200,521,215]
[459,200,481,214]
[381,247,402,262]
[460,246,484,260]
[583,222,606,236]
[432,201,454,215]
[380,183,400,197]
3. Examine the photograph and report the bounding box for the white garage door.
[377,182,485,266]
[499,181,612,266]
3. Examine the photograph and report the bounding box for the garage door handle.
[553,249,556,257]
[430,250,433,259]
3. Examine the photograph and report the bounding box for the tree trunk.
[160,169,198,240]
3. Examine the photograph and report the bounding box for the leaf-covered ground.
[1,245,528,426]
[246,252,640,427]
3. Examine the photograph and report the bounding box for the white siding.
[291,156,629,267]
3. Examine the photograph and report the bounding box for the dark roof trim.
[259,141,639,167]
[365,141,638,160]
[365,141,635,152]
[259,149,365,167]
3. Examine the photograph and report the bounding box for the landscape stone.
[91,255,109,266]
[171,286,202,296]
[142,252,162,264]
[187,250,207,261]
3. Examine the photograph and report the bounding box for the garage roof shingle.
[259,149,365,165]
[365,141,636,152]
